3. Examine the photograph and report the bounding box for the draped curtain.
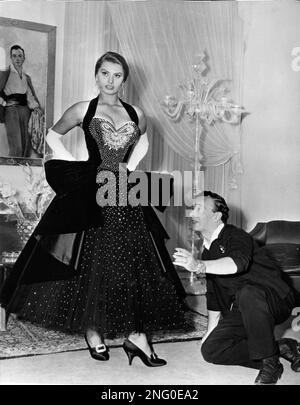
[60,1,245,252]
[60,1,120,160]
[108,1,245,233]
[108,1,243,166]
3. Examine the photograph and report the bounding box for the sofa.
[250,220,300,305]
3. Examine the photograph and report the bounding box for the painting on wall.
[0,17,56,166]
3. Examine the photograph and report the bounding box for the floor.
[1,293,299,387]
[0,339,299,386]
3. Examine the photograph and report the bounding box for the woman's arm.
[127,105,149,171]
[127,133,149,171]
[46,101,88,161]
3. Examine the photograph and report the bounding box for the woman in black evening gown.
[0,52,186,367]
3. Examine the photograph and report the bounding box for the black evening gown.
[0,97,186,338]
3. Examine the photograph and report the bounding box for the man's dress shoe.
[254,356,284,385]
[278,338,300,372]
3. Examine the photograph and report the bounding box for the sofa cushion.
[260,243,300,274]
[250,221,300,245]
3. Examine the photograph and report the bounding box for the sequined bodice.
[89,118,140,171]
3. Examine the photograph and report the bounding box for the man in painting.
[0,44,41,158]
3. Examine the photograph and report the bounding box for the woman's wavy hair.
[94,51,129,82]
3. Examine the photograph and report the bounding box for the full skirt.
[11,203,186,337]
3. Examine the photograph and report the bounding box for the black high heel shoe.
[122,339,167,367]
[84,335,109,361]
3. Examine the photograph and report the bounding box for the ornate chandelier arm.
[203,78,226,103]
[162,99,185,120]
[220,104,244,124]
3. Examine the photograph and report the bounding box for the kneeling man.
[173,191,300,385]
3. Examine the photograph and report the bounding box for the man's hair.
[10,45,25,58]
[198,190,230,223]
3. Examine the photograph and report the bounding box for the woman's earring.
[118,83,125,99]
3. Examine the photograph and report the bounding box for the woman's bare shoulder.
[53,100,92,131]
[132,104,147,133]
[72,100,91,116]
[131,104,145,119]
[61,100,91,123]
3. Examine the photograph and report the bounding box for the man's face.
[189,196,218,232]
[10,48,25,70]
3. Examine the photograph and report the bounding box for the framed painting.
[0,17,56,166]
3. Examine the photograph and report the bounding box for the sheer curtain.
[108,1,243,166]
[59,1,245,252]
[108,0,244,250]
[59,1,120,160]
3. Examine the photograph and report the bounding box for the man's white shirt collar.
[203,223,225,250]
[10,64,26,75]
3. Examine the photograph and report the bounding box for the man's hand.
[0,97,6,107]
[173,248,206,274]
[33,106,44,114]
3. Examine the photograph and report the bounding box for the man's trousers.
[201,284,295,369]
[5,105,31,157]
